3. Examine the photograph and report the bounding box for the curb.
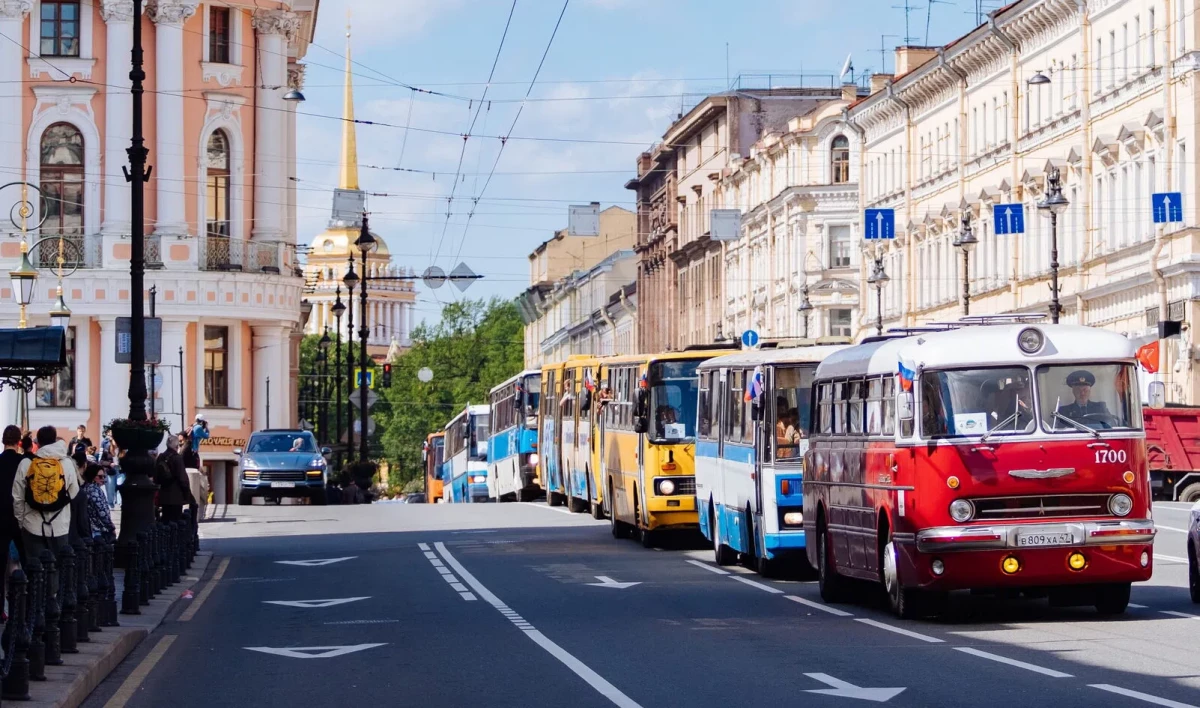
[25,551,216,708]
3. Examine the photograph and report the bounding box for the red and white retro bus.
[803,316,1159,618]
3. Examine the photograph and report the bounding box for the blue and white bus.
[488,370,542,502]
[444,404,491,503]
[695,341,849,577]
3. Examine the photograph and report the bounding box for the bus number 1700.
[1095,448,1128,464]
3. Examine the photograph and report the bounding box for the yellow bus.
[540,356,606,515]
[596,346,736,546]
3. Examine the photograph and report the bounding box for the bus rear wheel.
[817,518,849,603]
[712,502,737,566]
[609,480,632,539]
[590,499,605,520]
[1094,582,1131,616]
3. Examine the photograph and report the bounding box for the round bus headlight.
[782,512,804,527]
[1017,327,1044,354]
[471,475,487,484]
[1108,493,1133,517]
[528,453,539,467]
[949,499,974,523]
[657,479,675,495]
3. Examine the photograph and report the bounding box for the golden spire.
[339,13,359,191]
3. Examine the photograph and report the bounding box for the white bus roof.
[698,343,852,371]
[488,369,542,396]
[446,403,491,428]
[816,324,1137,379]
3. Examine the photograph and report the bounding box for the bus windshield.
[523,374,542,428]
[922,367,1034,438]
[1037,363,1139,433]
[470,414,491,460]
[650,360,700,442]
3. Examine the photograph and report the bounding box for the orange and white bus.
[422,431,445,503]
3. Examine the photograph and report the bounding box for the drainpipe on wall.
[886,80,913,326]
[1074,0,1094,326]
[1151,0,1176,390]
[987,12,1021,310]
[843,108,868,331]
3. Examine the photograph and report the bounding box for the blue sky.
[296,0,999,323]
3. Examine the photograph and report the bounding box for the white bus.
[444,404,491,503]
[488,370,542,502]
[695,341,849,577]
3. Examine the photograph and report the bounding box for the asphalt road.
[82,501,1199,708]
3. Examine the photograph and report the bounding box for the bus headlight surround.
[1017,327,1044,354]
[949,499,974,523]
[782,512,804,527]
[528,453,539,467]
[657,479,675,496]
[1108,493,1133,517]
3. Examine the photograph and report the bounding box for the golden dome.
[308,226,389,260]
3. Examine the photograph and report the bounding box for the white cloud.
[316,0,464,47]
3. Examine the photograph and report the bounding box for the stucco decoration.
[99,0,135,22]
[251,9,300,39]
[0,0,32,19]
[287,64,306,91]
[146,0,197,25]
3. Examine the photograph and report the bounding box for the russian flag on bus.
[744,366,764,402]
[583,369,596,392]
[639,372,648,389]
[898,358,916,392]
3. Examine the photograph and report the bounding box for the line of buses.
[421,315,1164,618]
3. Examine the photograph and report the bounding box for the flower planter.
[109,426,165,452]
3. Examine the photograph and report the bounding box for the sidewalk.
[18,532,214,708]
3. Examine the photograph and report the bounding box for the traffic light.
[382,362,392,387]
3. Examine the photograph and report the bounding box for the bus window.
[866,378,883,435]
[727,370,744,441]
[771,366,814,460]
[523,374,542,426]
[470,414,490,460]
[848,380,864,435]
[1037,363,1140,432]
[818,382,833,435]
[882,377,896,435]
[650,360,699,441]
[921,367,1032,438]
[698,371,712,438]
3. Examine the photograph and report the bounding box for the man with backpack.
[13,426,80,559]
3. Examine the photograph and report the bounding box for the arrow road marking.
[804,673,905,703]
[275,557,356,567]
[245,644,387,660]
[263,597,370,609]
[587,576,641,589]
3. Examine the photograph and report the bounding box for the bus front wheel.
[609,480,632,539]
[712,502,737,566]
[817,518,849,603]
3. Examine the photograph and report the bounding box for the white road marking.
[434,542,643,708]
[1155,524,1189,533]
[955,647,1073,678]
[1090,684,1200,708]
[1154,502,1197,510]
[785,594,854,617]
[450,582,469,592]
[430,559,444,567]
[1155,554,1188,563]
[732,576,785,594]
[244,644,386,659]
[1129,603,1148,609]
[462,592,477,601]
[424,552,438,559]
[418,543,430,551]
[274,557,356,567]
[686,559,730,575]
[1160,610,1200,620]
[324,619,400,625]
[855,618,944,643]
[420,544,476,602]
[437,567,453,576]
[263,597,369,609]
[803,673,906,702]
[519,502,577,516]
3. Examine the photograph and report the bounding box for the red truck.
[1144,407,1200,502]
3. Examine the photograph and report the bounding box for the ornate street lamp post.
[318,329,331,444]
[354,216,377,464]
[797,285,813,339]
[953,213,979,317]
[1037,167,1069,324]
[331,289,346,461]
[342,258,358,459]
[866,254,890,336]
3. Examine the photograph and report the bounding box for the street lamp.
[315,346,328,445]
[342,258,358,457]
[49,286,71,330]
[952,212,978,316]
[283,88,306,102]
[797,285,813,339]
[331,288,346,461]
[1037,167,1070,323]
[1027,70,1051,86]
[354,215,377,464]
[9,242,37,329]
[866,253,890,336]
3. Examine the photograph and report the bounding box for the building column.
[0,2,30,233]
[251,10,300,243]
[100,0,136,238]
[251,325,286,430]
[147,0,198,238]
[97,318,128,430]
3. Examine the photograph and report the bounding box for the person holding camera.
[190,414,210,467]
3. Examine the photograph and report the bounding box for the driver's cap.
[1066,370,1095,387]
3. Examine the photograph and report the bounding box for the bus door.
[753,367,771,523]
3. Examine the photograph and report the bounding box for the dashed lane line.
[1089,684,1200,708]
[784,595,854,617]
[434,542,643,708]
[685,559,729,575]
[420,544,476,602]
[1154,524,1189,533]
[731,575,785,594]
[179,558,229,622]
[518,502,577,516]
[854,618,944,643]
[1160,610,1200,620]
[955,647,1073,678]
[1155,554,1188,564]
[102,635,178,708]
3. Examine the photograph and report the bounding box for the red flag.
[1137,340,1160,373]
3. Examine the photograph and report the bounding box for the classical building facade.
[302,29,415,360]
[720,84,867,340]
[0,0,319,502]
[517,206,636,369]
[847,0,1200,403]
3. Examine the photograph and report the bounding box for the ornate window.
[204,326,229,407]
[209,7,231,64]
[40,1,80,57]
[831,135,850,184]
[40,123,84,243]
[206,130,231,238]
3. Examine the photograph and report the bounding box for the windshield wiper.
[979,412,1020,443]
[1052,410,1101,439]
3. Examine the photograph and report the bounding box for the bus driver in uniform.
[1056,370,1110,422]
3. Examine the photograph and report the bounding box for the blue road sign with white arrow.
[864,209,895,240]
[992,203,1025,235]
[1153,192,1183,224]
[741,330,760,349]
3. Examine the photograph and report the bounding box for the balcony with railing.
[200,233,290,274]
[30,230,103,269]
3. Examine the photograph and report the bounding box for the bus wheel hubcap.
[883,541,898,594]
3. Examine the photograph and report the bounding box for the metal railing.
[30,231,103,269]
[199,234,288,273]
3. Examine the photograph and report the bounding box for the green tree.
[298,332,365,452]
[376,297,525,488]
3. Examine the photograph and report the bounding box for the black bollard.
[163,522,176,586]
[82,536,100,634]
[41,549,62,667]
[75,538,91,642]
[120,537,141,616]
[183,510,196,568]
[2,569,30,700]
[58,545,78,653]
[104,536,119,626]
[137,531,151,605]
[26,555,45,681]
[174,521,185,582]
[150,524,163,595]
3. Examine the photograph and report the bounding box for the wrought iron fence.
[199,234,287,273]
[30,231,103,269]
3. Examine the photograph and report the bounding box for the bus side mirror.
[581,389,592,411]
[898,390,915,422]
[1148,381,1166,409]
[635,388,649,418]
[634,417,649,434]
[751,402,763,422]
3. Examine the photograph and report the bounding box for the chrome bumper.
[915,519,1156,553]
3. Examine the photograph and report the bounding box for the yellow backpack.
[25,457,70,513]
